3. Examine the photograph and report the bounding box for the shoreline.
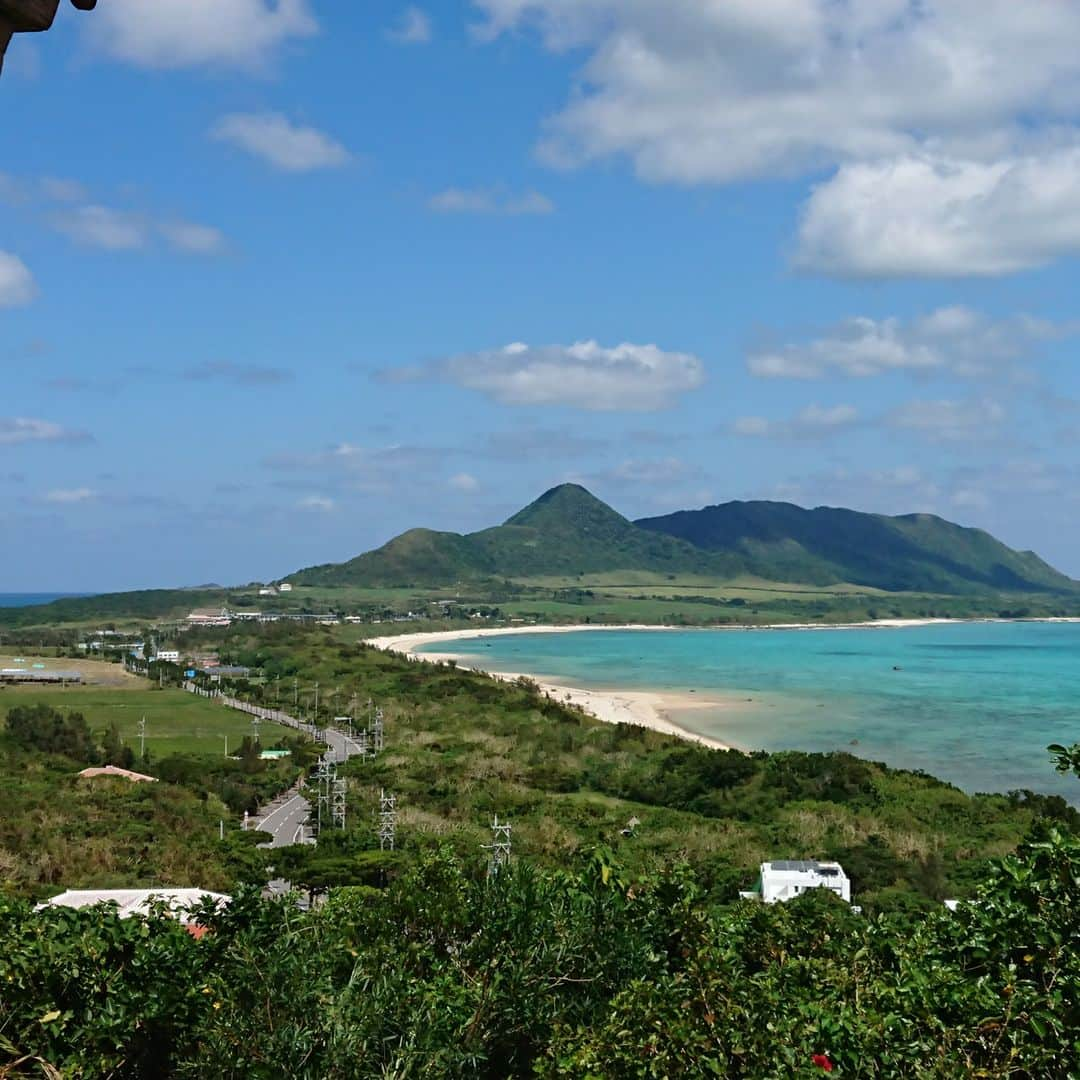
[370,624,736,750]
[367,617,1080,752]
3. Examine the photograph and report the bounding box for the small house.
[741,860,851,904]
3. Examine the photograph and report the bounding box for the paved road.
[254,792,310,847]
[211,693,371,847]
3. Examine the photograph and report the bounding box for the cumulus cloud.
[384,340,705,411]
[748,308,1066,380]
[388,6,432,44]
[475,1,1080,275]
[428,188,554,215]
[182,361,293,386]
[90,0,317,70]
[0,418,91,446]
[732,404,860,440]
[477,2,1080,178]
[797,150,1080,277]
[887,397,1006,444]
[212,113,351,172]
[0,252,37,307]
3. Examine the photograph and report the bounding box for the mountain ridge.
[291,484,1079,595]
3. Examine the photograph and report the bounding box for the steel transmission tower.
[484,815,512,876]
[315,759,334,836]
[372,707,385,754]
[378,789,396,851]
[332,774,346,830]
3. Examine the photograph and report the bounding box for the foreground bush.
[2,824,1078,1078]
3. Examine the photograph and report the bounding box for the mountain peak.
[505,484,630,529]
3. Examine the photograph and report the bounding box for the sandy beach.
[369,624,737,749]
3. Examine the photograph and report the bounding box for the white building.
[37,889,230,920]
[741,860,851,904]
[155,649,180,663]
[278,583,293,592]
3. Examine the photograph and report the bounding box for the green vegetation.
[1,624,1079,1075]
[0,730,271,899]
[1,684,277,759]
[638,498,1078,594]
[1,810,1078,1076]
[180,624,1075,911]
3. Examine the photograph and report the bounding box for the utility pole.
[378,789,396,851]
[484,815,512,876]
[314,681,319,725]
[251,715,261,743]
[294,677,298,708]
[223,734,228,758]
[137,716,147,760]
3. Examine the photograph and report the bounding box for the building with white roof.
[37,889,230,921]
[741,860,851,904]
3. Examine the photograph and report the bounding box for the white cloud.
[53,206,146,250]
[797,150,1080,276]
[158,221,228,255]
[475,1,1080,182]
[0,418,90,446]
[212,112,351,172]
[733,403,860,440]
[388,6,432,45]
[298,494,335,512]
[449,472,479,492]
[90,0,317,70]
[428,187,554,215]
[0,252,37,307]
[386,339,705,411]
[52,205,227,256]
[39,177,87,203]
[475,1,1080,275]
[43,487,97,504]
[887,397,1006,443]
[748,308,1065,380]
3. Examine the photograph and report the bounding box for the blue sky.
[4,0,1080,590]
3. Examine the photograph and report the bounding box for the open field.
[0,680,283,758]
[0,653,140,687]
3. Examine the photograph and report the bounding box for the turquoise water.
[418,623,1080,801]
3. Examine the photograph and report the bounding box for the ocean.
[0,593,89,607]
[418,622,1080,802]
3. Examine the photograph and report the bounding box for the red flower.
[811,1054,834,1072]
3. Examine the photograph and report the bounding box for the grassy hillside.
[295,485,741,587]
[636,500,1079,594]
[293,484,1078,597]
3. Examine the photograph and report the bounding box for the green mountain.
[292,484,1078,595]
[294,484,740,586]
[635,501,1078,595]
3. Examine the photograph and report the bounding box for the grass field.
[0,680,284,759]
